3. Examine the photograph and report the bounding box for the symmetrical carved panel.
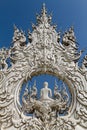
[0,4,87,130]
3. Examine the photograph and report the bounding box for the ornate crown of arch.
[0,4,87,130]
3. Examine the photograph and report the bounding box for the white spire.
[36,3,51,25]
[41,3,47,16]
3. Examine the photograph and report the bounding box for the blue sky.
[0,0,87,50]
[0,0,87,104]
[0,1,87,115]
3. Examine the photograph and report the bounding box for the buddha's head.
[44,81,48,88]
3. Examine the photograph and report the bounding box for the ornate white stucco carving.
[0,3,87,130]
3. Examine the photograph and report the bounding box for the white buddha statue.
[40,81,53,101]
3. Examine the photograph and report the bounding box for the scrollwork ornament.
[0,3,87,130]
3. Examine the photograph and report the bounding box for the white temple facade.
[0,4,87,130]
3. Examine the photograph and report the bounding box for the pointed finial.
[13,24,19,33]
[36,3,52,25]
[24,83,29,93]
[34,80,36,86]
[42,3,47,15]
[26,82,29,90]
[13,24,17,30]
[13,24,19,32]
[69,26,74,33]
[54,79,59,90]
[29,85,32,93]
[43,3,45,7]
[71,25,74,30]
[43,3,46,10]
[55,79,57,86]
[63,83,66,90]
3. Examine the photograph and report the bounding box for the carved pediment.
[0,3,87,130]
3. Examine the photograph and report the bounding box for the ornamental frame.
[0,4,87,130]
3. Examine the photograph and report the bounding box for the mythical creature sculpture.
[31,80,37,99]
[0,3,87,130]
[54,80,62,101]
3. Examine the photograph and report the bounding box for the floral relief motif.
[0,3,87,130]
